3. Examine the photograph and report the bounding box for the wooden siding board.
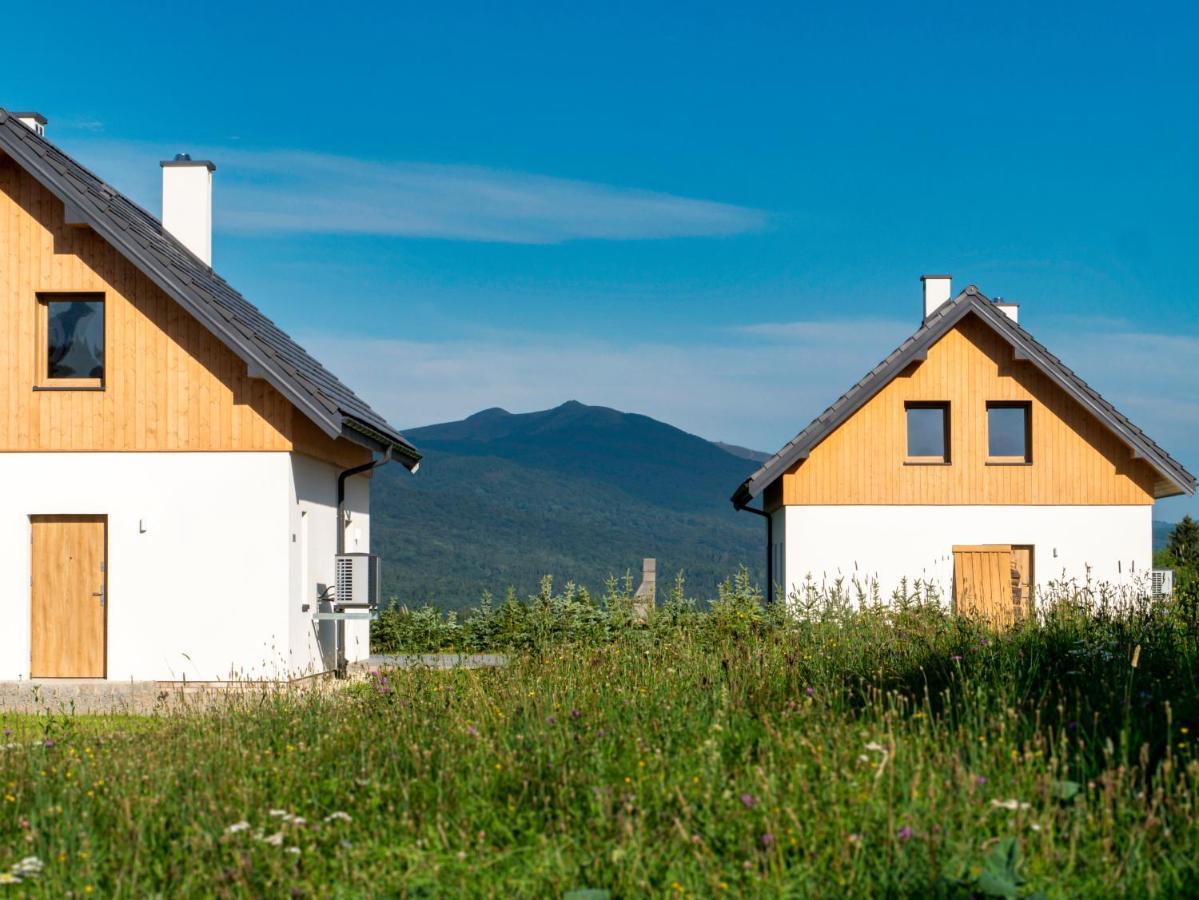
[0,159,366,469]
[781,317,1158,506]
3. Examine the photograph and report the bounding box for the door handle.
[92,590,105,607]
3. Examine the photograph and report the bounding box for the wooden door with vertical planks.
[30,515,107,677]
[953,545,1014,625]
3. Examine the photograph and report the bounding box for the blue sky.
[5,0,1198,517]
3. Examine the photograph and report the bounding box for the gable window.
[987,401,1031,463]
[905,402,950,463]
[36,294,104,389]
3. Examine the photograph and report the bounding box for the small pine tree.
[1166,516,1199,571]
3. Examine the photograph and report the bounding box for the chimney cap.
[920,273,952,281]
[160,153,216,172]
[11,111,47,125]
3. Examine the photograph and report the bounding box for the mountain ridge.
[372,402,765,608]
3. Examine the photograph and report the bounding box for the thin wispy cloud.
[733,318,911,344]
[301,316,1199,516]
[1048,328,1199,446]
[60,139,766,244]
[299,319,917,449]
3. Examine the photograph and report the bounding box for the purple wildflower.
[42,739,54,748]
[897,826,913,841]
[951,655,963,662]
[596,728,605,737]
[805,687,815,697]
[740,793,758,809]
[466,725,478,738]
[761,832,775,847]
[975,775,987,786]
[546,715,557,725]
[571,708,582,720]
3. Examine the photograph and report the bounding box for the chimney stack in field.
[921,274,952,320]
[634,558,656,622]
[161,153,216,266]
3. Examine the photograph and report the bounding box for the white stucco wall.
[0,452,293,681]
[0,451,377,682]
[287,455,371,676]
[779,505,1153,605]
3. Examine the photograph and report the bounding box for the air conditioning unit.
[1151,569,1174,600]
[335,553,380,609]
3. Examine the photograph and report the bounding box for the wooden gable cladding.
[0,156,369,470]
[780,314,1158,506]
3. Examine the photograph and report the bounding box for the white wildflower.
[268,809,288,818]
[290,816,307,827]
[863,741,890,781]
[11,857,43,877]
[990,798,1031,811]
[0,873,21,885]
[286,846,301,855]
[224,821,251,835]
[324,811,353,823]
[857,754,869,763]
[259,832,285,846]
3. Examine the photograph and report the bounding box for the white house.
[0,110,421,682]
[732,276,1195,618]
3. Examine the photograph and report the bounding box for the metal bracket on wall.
[311,612,377,622]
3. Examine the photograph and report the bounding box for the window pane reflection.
[48,300,104,379]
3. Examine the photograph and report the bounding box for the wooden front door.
[30,515,107,678]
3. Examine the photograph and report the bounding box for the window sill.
[34,382,105,392]
[904,458,951,466]
[986,458,1031,466]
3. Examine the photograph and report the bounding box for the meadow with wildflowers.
[2,573,1199,896]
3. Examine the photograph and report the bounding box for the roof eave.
[731,481,754,509]
[342,417,422,471]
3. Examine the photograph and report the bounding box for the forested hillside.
[371,402,764,609]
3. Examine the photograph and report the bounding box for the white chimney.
[160,153,216,266]
[13,112,46,137]
[994,299,1019,323]
[921,274,952,320]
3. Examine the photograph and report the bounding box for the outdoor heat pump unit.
[1151,569,1174,600]
[335,553,381,609]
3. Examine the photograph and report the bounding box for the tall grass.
[2,577,1198,896]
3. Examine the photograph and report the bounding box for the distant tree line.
[1159,515,1199,611]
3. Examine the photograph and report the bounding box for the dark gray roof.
[733,285,1196,507]
[0,108,419,468]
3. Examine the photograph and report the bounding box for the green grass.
[2,584,1199,896]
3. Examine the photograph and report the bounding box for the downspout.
[735,503,774,604]
[333,445,392,677]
